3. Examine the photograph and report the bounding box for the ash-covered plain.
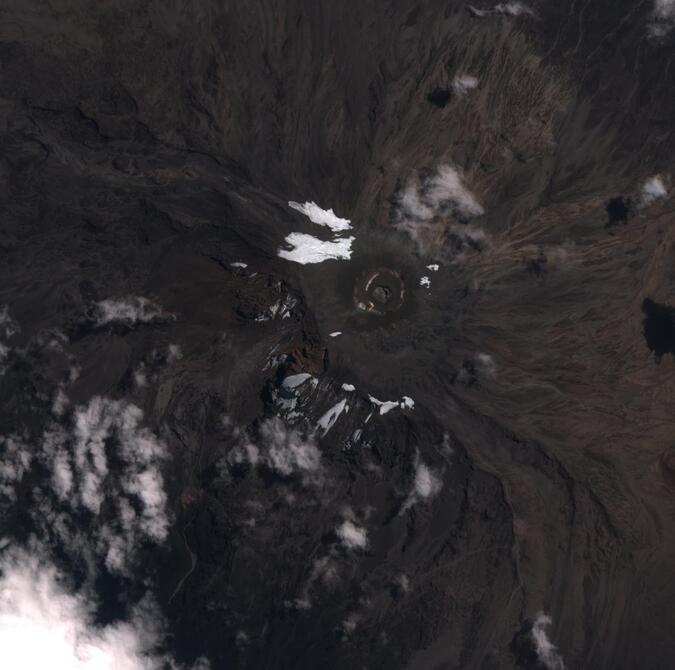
[1,1,675,669]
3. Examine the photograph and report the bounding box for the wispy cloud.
[93,296,173,327]
[227,417,322,482]
[395,165,485,256]
[531,613,565,670]
[401,454,443,512]
[0,436,31,502]
[649,0,675,36]
[470,2,533,17]
[639,174,669,208]
[37,396,171,574]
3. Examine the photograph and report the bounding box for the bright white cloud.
[469,2,532,16]
[288,201,352,232]
[93,297,172,327]
[531,613,565,670]
[494,1,532,14]
[336,520,368,550]
[452,75,479,95]
[0,546,169,670]
[278,232,354,264]
[640,174,669,207]
[402,456,443,512]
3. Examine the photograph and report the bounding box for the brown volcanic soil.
[1,1,675,669]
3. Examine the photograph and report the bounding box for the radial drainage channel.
[353,267,405,315]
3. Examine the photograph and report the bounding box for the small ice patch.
[329,331,342,337]
[317,399,348,436]
[420,276,431,289]
[288,201,352,232]
[230,262,248,268]
[401,396,415,410]
[427,264,439,272]
[278,233,354,265]
[341,383,355,392]
[368,395,415,415]
[282,373,315,390]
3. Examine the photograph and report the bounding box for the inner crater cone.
[353,267,405,315]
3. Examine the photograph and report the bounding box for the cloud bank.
[0,546,167,670]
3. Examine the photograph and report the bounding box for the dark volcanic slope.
[1,1,675,669]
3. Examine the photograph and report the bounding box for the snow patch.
[317,399,348,436]
[278,233,354,265]
[288,201,352,232]
[368,394,415,415]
